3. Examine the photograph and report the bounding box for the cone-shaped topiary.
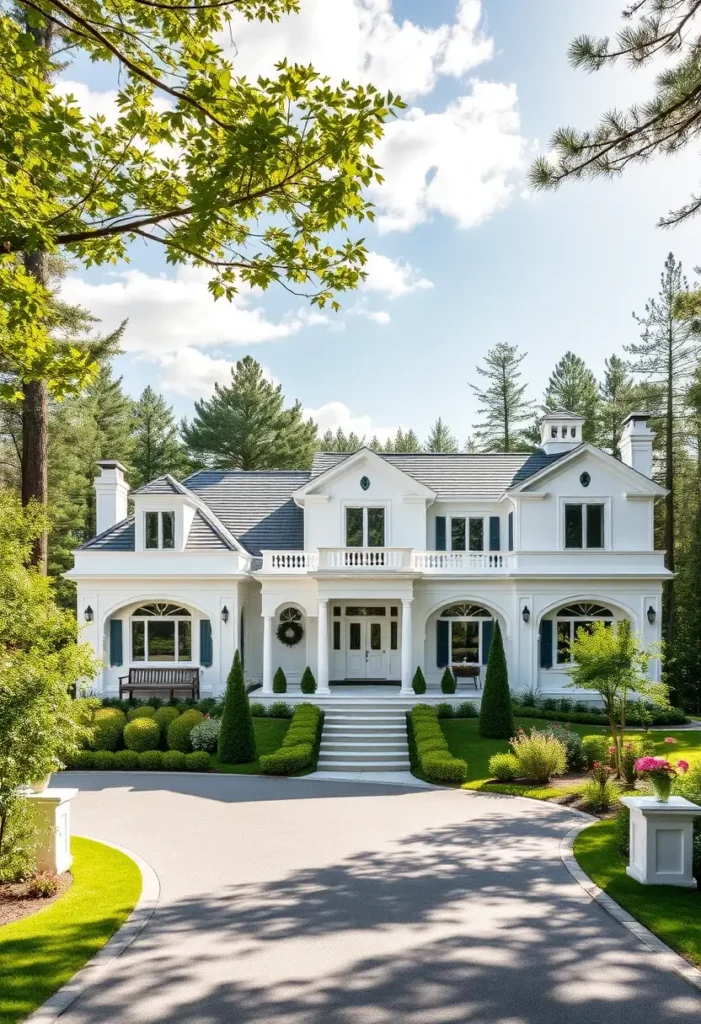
[300,666,316,694]
[412,667,426,695]
[440,667,456,694]
[479,621,514,738]
[217,650,256,764]
[273,667,287,693]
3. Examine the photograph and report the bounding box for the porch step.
[322,740,408,753]
[317,703,410,772]
[318,751,410,766]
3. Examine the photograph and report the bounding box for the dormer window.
[571,427,577,438]
[551,426,557,438]
[561,426,567,437]
[145,511,175,549]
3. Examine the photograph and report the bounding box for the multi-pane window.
[131,603,192,662]
[451,518,466,551]
[145,511,176,549]
[564,504,605,549]
[555,603,614,664]
[441,604,492,665]
[448,517,484,552]
[345,507,386,546]
[469,518,484,551]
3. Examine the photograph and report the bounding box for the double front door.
[345,617,387,679]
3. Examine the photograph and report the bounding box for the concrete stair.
[317,702,410,772]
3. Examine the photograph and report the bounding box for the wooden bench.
[119,667,200,700]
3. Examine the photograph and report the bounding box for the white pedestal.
[26,788,78,874]
[621,796,701,888]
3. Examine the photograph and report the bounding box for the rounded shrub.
[112,749,140,770]
[488,753,520,781]
[249,702,267,717]
[190,718,220,753]
[435,702,454,719]
[167,709,205,753]
[197,697,219,715]
[545,725,586,771]
[273,667,287,693]
[455,701,478,718]
[582,735,611,768]
[412,667,427,695]
[138,750,164,771]
[153,707,180,733]
[127,706,156,721]
[67,750,95,770]
[185,751,211,772]
[163,750,186,771]
[267,701,293,718]
[300,667,316,694]
[440,667,456,694]
[92,750,115,770]
[91,721,121,751]
[94,707,127,733]
[123,717,161,753]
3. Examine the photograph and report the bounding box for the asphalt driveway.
[54,773,700,1024]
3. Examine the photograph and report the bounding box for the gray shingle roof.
[183,470,310,556]
[80,517,135,550]
[185,510,231,550]
[133,476,182,495]
[310,450,567,500]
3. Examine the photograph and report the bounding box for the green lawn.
[211,717,289,774]
[0,837,142,1024]
[574,819,701,968]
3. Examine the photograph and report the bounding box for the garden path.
[53,773,700,1024]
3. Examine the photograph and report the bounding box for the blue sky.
[60,0,701,445]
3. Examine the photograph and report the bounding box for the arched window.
[132,603,192,663]
[555,602,613,664]
[439,604,494,666]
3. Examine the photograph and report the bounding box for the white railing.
[412,551,509,573]
[260,550,319,573]
[318,547,413,571]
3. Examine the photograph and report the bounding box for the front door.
[345,619,387,679]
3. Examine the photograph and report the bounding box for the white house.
[68,410,670,699]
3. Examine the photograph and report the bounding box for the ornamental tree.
[1,0,402,563]
[479,621,513,739]
[217,649,255,763]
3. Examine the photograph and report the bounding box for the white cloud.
[153,348,237,398]
[372,81,527,232]
[304,401,398,443]
[365,309,391,325]
[226,0,493,100]
[362,251,433,299]
[54,80,171,123]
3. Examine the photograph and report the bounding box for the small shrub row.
[434,701,479,719]
[511,697,687,726]
[100,695,222,715]
[260,704,324,775]
[408,706,468,785]
[249,701,296,719]
[63,748,211,772]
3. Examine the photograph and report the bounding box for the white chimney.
[620,412,655,478]
[94,461,129,535]
[540,410,586,455]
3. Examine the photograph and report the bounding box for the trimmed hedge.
[92,750,115,770]
[260,704,324,775]
[113,749,140,770]
[64,750,95,770]
[511,700,687,727]
[185,751,211,772]
[163,750,186,771]
[138,750,164,770]
[407,706,468,785]
[124,717,161,753]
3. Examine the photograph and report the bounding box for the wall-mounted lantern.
[647,605,656,625]
[221,605,229,624]
[84,605,94,623]
[522,605,530,624]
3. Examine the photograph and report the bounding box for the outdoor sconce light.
[84,605,94,623]
[522,605,530,624]
[647,605,656,625]
[221,606,229,624]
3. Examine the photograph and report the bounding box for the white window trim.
[559,497,611,551]
[554,608,615,665]
[342,503,390,547]
[144,510,176,550]
[448,515,485,552]
[130,610,194,664]
[448,618,487,666]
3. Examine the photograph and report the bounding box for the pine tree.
[543,351,600,443]
[479,621,514,739]
[182,356,317,470]
[425,418,458,453]
[132,386,189,487]
[470,342,535,452]
[382,428,422,453]
[217,650,255,764]
[626,253,697,649]
[315,427,366,452]
[598,355,638,456]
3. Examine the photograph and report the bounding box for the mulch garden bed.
[0,873,73,928]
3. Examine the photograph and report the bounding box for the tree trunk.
[664,328,675,650]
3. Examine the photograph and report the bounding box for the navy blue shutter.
[539,619,553,669]
[437,619,450,667]
[109,619,123,667]
[489,516,500,552]
[200,620,213,667]
[482,619,494,665]
[508,511,514,551]
[435,516,446,551]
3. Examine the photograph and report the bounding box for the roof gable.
[295,447,436,501]
[509,443,666,495]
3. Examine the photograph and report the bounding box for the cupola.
[540,410,585,455]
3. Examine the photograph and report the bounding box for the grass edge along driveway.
[0,836,142,1024]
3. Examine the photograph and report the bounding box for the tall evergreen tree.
[381,428,422,453]
[132,387,189,487]
[182,357,317,470]
[425,418,458,453]
[626,253,696,648]
[316,427,365,452]
[598,355,638,456]
[470,342,535,452]
[543,351,600,442]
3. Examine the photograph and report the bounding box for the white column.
[317,599,330,694]
[401,598,413,694]
[262,615,273,694]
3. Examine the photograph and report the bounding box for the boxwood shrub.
[440,667,456,694]
[92,750,115,770]
[138,750,164,771]
[124,717,161,753]
[407,706,468,785]
[167,709,205,753]
[260,703,324,775]
[249,702,267,717]
[113,749,140,770]
[94,707,126,733]
[163,750,187,771]
[267,701,294,719]
[127,706,156,721]
[90,721,121,752]
[185,751,211,772]
[63,749,95,770]
[455,701,478,719]
[153,706,180,733]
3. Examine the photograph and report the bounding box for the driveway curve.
[55,773,700,1024]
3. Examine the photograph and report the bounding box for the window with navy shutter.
[199,619,213,667]
[539,619,553,669]
[489,516,500,552]
[436,619,449,666]
[435,516,446,551]
[109,619,123,667]
[508,511,514,551]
